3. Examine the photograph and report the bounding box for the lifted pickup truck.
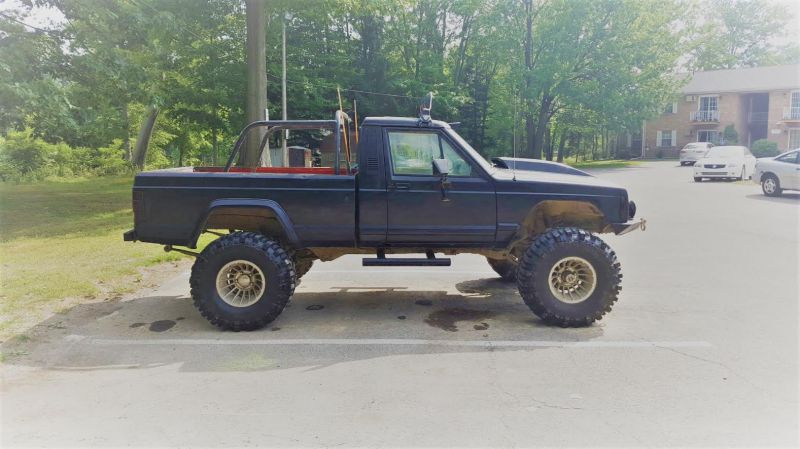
[125,108,644,330]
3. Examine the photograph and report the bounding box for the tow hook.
[639,218,647,232]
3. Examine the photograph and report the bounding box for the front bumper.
[694,168,739,177]
[610,218,647,235]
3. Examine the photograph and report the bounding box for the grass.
[568,159,640,169]
[0,176,189,338]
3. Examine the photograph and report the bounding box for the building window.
[698,130,719,144]
[657,130,675,147]
[789,129,800,150]
[699,95,719,112]
[790,91,800,120]
[663,102,677,114]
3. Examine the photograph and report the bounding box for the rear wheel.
[516,228,621,327]
[486,257,517,281]
[190,232,295,331]
[762,174,782,197]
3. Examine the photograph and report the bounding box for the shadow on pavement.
[1,277,605,373]
[745,193,800,203]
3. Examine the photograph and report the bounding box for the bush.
[722,124,739,144]
[751,139,780,158]
[0,129,133,181]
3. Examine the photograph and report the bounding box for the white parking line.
[82,337,713,348]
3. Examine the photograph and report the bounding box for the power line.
[267,73,419,100]
[0,11,63,36]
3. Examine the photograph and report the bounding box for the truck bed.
[131,168,357,248]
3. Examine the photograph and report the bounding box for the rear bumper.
[611,218,647,235]
[123,229,137,242]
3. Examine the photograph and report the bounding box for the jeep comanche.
[124,109,644,330]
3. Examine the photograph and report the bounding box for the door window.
[387,131,473,177]
[776,151,799,164]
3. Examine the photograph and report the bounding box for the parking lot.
[2,161,798,447]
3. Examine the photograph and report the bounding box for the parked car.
[679,142,714,165]
[753,149,800,196]
[491,157,592,176]
[693,146,756,182]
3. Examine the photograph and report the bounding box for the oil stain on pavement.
[424,308,495,332]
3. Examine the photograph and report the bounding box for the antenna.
[512,92,517,181]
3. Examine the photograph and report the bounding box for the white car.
[753,149,800,196]
[679,142,714,165]
[693,146,756,182]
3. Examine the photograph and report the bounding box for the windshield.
[445,128,496,173]
[684,144,703,149]
[704,147,742,158]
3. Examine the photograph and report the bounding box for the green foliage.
[0,129,132,181]
[1,0,796,177]
[688,0,799,70]
[722,124,739,144]
[751,139,779,158]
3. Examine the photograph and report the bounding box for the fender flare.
[190,198,301,247]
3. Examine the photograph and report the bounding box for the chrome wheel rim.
[216,260,266,307]
[548,256,597,304]
[764,178,776,193]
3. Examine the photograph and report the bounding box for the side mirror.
[432,158,451,176]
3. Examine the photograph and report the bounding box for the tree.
[688,0,800,70]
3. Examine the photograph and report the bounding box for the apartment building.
[636,64,800,158]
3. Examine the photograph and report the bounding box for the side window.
[441,139,473,176]
[777,152,799,164]
[387,131,473,177]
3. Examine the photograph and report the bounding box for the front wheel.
[762,174,782,197]
[486,257,517,282]
[516,228,621,327]
[190,232,296,331]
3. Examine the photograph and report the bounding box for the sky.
[2,0,799,49]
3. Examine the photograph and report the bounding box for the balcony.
[690,110,719,123]
[783,107,800,121]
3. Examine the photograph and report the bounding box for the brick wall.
[643,90,798,158]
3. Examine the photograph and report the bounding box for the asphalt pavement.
[2,161,798,447]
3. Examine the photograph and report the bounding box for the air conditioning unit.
[685,95,697,102]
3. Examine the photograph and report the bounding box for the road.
[2,161,798,447]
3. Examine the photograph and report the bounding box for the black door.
[384,128,496,244]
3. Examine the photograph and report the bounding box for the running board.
[363,250,451,267]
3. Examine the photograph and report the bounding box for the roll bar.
[224,111,353,174]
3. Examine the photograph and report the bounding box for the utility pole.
[241,0,269,167]
[281,13,290,166]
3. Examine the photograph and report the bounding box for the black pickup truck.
[125,109,644,331]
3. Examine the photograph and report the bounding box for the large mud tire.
[486,257,517,282]
[516,227,621,327]
[190,232,295,331]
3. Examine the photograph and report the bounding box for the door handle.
[390,182,410,190]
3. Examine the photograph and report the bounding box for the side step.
[363,250,451,267]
